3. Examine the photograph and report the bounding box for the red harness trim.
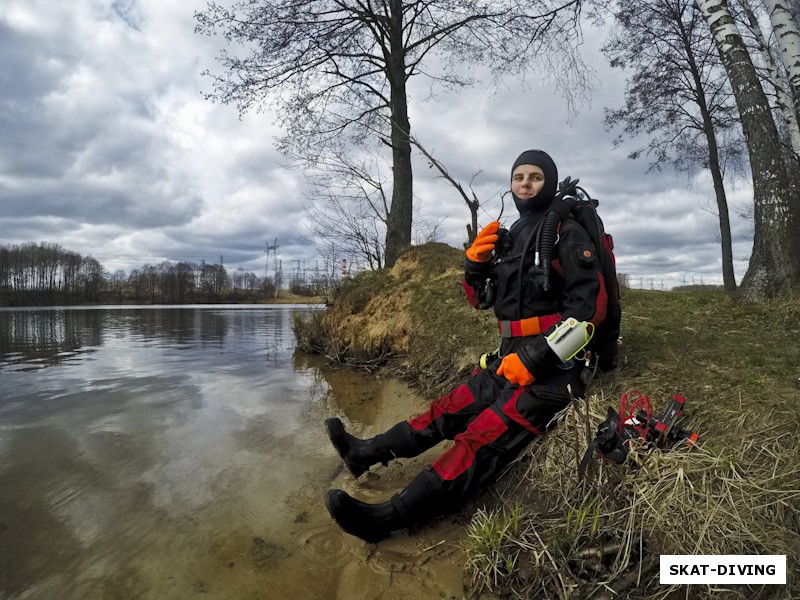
[498,313,561,337]
[500,389,542,435]
[591,273,608,326]
[462,279,480,309]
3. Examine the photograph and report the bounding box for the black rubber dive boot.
[324,489,408,543]
[389,468,450,527]
[325,468,450,543]
[325,418,414,478]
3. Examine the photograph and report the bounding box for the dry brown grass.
[471,394,800,599]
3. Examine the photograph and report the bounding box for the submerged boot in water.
[325,468,451,543]
[324,489,407,543]
[325,418,381,477]
[325,417,412,478]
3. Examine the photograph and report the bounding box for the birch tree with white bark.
[695,0,800,298]
[739,0,800,160]
[763,0,800,122]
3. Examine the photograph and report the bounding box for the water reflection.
[0,306,464,600]
[0,306,290,371]
[0,308,102,369]
[0,306,325,598]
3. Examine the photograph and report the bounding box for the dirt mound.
[297,243,496,394]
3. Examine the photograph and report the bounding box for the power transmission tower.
[265,238,281,298]
[265,238,280,276]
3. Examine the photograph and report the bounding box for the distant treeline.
[0,242,326,306]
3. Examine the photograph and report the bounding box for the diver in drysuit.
[324,149,609,543]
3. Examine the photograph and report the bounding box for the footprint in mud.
[250,536,290,570]
[297,524,357,572]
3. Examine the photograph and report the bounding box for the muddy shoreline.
[299,364,469,600]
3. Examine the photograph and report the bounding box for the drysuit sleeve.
[462,258,495,309]
[554,220,608,327]
[515,221,608,378]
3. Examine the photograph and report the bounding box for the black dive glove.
[547,176,580,220]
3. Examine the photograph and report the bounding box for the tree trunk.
[706,134,737,291]
[678,9,737,291]
[383,91,413,267]
[741,0,800,160]
[383,0,413,269]
[696,0,800,299]
[764,0,800,124]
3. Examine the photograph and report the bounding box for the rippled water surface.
[0,306,324,598]
[0,306,466,600]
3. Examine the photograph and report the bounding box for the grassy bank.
[294,243,800,599]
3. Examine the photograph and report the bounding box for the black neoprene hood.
[510,149,558,214]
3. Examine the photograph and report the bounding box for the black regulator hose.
[538,176,580,292]
[516,218,544,319]
[513,177,581,316]
[539,211,562,293]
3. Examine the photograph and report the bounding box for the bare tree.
[301,137,448,269]
[301,143,390,270]
[696,0,800,298]
[603,0,743,291]
[195,0,585,267]
[410,135,494,244]
[80,257,104,303]
[110,269,127,303]
[0,242,88,306]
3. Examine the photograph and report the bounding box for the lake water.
[0,306,466,600]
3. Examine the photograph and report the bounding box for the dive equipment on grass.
[578,390,699,477]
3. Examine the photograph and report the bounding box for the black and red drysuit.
[325,150,610,543]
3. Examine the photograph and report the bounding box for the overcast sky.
[0,0,756,290]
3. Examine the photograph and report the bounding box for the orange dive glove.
[466,221,501,262]
[496,352,535,387]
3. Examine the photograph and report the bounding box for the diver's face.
[511,164,545,200]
